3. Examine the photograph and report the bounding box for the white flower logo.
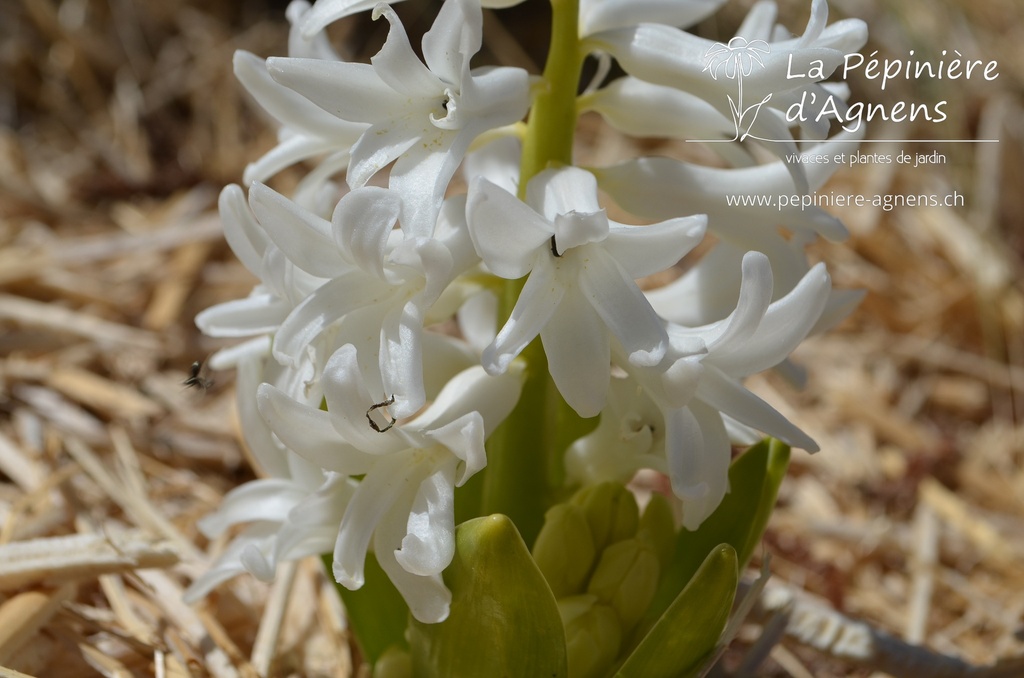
[703,37,771,80]
[702,37,773,141]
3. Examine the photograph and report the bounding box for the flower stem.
[518,0,580,187]
[478,0,584,547]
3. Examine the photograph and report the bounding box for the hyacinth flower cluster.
[186,0,867,674]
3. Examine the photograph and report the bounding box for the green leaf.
[639,438,790,636]
[408,515,568,678]
[615,544,738,678]
[322,552,409,665]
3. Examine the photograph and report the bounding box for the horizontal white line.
[687,139,1000,143]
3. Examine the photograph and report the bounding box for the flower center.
[429,88,462,131]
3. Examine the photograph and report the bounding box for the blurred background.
[0,0,1022,675]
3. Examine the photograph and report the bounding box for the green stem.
[479,0,587,548]
[518,0,581,189]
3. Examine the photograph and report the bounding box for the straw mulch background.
[1,0,1022,676]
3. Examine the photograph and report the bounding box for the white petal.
[332,186,401,280]
[664,404,707,501]
[457,289,497,354]
[466,178,552,279]
[286,473,354,527]
[579,248,666,367]
[459,65,531,130]
[604,215,706,279]
[373,499,452,623]
[346,120,421,189]
[406,364,523,444]
[695,366,817,451]
[423,414,487,485]
[240,543,276,582]
[586,23,850,105]
[219,184,269,278]
[434,195,479,276]
[320,344,412,454]
[710,263,830,375]
[371,3,444,97]
[483,257,565,373]
[552,210,609,254]
[540,287,609,418]
[234,50,357,139]
[677,401,731,530]
[422,0,479,85]
[735,1,776,41]
[581,76,734,143]
[286,0,340,60]
[394,462,456,576]
[243,134,334,186]
[275,477,354,562]
[257,383,377,474]
[197,479,306,537]
[235,354,290,478]
[332,453,426,589]
[461,136,521,195]
[716,251,774,350]
[195,295,291,337]
[388,128,468,238]
[677,251,773,353]
[528,166,601,221]
[249,182,347,278]
[379,299,427,418]
[268,57,403,123]
[420,333,480,395]
[594,156,850,244]
[275,525,338,563]
[646,242,744,326]
[272,272,382,365]
[184,524,277,602]
[299,0,387,38]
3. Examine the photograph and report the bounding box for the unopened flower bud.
[373,647,412,678]
[559,595,622,678]
[533,503,597,597]
[572,482,639,552]
[637,493,676,572]
[587,538,660,631]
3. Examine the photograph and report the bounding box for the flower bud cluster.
[533,483,675,677]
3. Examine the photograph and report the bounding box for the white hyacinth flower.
[266,185,477,417]
[257,344,523,622]
[584,0,867,123]
[466,166,706,417]
[183,353,339,601]
[233,1,367,190]
[195,185,330,370]
[268,0,530,236]
[646,253,830,528]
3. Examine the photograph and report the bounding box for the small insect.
[366,395,397,433]
[183,360,215,392]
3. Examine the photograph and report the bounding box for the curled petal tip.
[628,342,666,368]
[333,565,364,591]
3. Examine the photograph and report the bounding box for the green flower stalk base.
[328,440,790,677]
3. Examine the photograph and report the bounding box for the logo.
[702,37,773,141]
